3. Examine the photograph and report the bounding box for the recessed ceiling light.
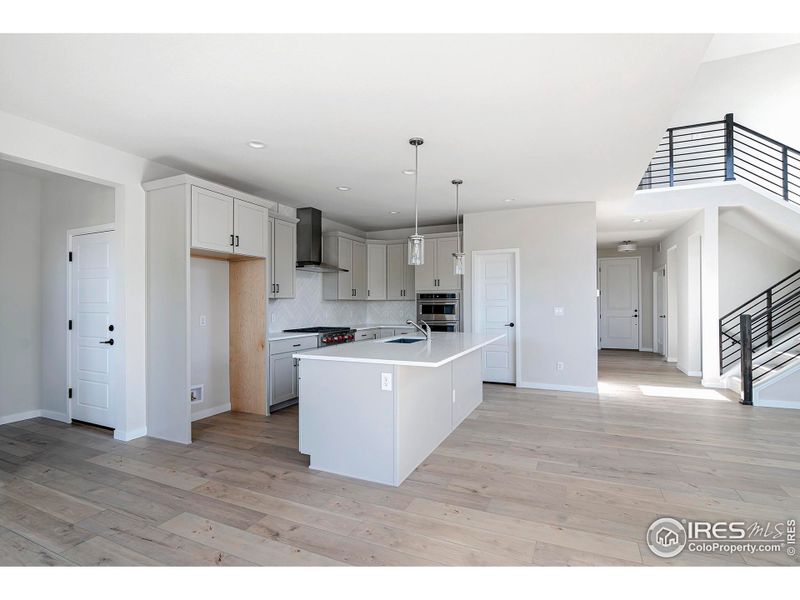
[247,140,266,149]
[336,186,351,191]
[389,210,399,214]
[504,198,515,203]
[402,169,416,175]
[632,217,650,223]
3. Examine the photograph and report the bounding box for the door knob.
[505,322,515,327]
[100,339,114,345]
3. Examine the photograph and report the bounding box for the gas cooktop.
[284,326,356,346]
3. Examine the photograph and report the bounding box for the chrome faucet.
[406,319,431,340]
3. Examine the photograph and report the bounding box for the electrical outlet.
[199,315,207,327]
[556,361,565,372]
[271,313,277,323]
[381,372,393,391]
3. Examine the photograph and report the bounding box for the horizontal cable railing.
[719,268,800,374]
[638,113,800,209]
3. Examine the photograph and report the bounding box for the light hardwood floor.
[2,350,800,566]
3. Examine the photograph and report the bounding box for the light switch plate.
[556,361,565,371]
[199,315,207,327]
[554,306,565,317]
[381,372,393,391]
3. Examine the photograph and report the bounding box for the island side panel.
[395,364,452,486]
[298,359,396,485]
[452,349,484,429]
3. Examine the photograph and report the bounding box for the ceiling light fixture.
[504,198,515,203]
[336,186,351,191]
[632,217,649,223]
[452,179,465,276]
[389,210,399,214]
[617,241,638,253]
[247,140,266,149]
[407,137,425,266]
[402,169,416,175]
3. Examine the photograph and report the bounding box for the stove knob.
[322,337,329,344]
[348,334,354,340]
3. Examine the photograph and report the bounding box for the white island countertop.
[294,332,503,368]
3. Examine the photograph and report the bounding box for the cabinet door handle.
[293,343,301,347]
[276,283,280,294]
[235,235,240,247]
[230,234,234,246]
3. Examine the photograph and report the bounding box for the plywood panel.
[229,258,267,414]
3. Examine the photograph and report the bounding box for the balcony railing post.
[782,146,789,201]
[766,289,773,347]
[740,313,753,406]
[724,113,735,181]
[668,129,675,186]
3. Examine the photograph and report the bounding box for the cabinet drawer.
[270,336,317,355]
[355,328,379,341]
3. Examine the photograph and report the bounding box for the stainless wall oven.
[417,292,461,332]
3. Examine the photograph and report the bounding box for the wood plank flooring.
[2,350,800,566]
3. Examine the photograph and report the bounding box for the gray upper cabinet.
[386,243,415,299]
[269,216,296,299]
[352,241,367,300]
[414,235,462,292]
[323,234,355,300]
[191,186,268,258]
[191,187,234,254]
[366,242,387,300]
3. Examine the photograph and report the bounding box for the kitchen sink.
[384,337,425,344]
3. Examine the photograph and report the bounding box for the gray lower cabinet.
[269,335,317,407]
[355,328,379,342]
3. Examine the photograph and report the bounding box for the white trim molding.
[113,426,148,441]
[0,410,69,426]
[517,381,599,394]
[191,403,232,422]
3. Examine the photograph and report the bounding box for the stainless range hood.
[295,207,349,273]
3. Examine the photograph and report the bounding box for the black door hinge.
[68,251,73,262]
[68,388,73,399]
[68,319,72,330]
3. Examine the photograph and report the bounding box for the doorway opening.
[598,257,641,350]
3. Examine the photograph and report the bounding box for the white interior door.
[599,257,639,350]
[655,267,666,355]
[70,230,116,427]
[473,251,517,383]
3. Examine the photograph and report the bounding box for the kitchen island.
[294,332,503,486]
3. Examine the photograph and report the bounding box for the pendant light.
[451,179,465,275]
[407,137,425,266]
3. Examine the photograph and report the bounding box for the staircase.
[638,113,800,406]
[719,268,800,405]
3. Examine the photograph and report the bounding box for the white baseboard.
[701,378,725,389]
[0,409,72,426]
[191,403,231,422]
[114,426,148,441]
[677,365,703,377]
[517,381,599,394]
[41,410,70,423]
[0,410,43,426]
[639,347,654,352]
[667,356,677,363]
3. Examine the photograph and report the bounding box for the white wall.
[190,257,231,419]
[463,203,598,392]
[672,44,800,148]
[0,109,178,439]
[40,176,115,417]
[654,212,704,375]
[597,246,655,351]
[718,217,800,315]
[0,169,42,422]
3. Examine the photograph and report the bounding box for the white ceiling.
[0,34,710,231]
[702,34,800,63]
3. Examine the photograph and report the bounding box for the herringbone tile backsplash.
[269,270,415,332]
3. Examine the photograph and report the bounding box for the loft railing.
[638,113,800,207]
[719,267,800,377]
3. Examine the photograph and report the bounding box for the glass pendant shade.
[408,234,424,266]
[453,252,465,275]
